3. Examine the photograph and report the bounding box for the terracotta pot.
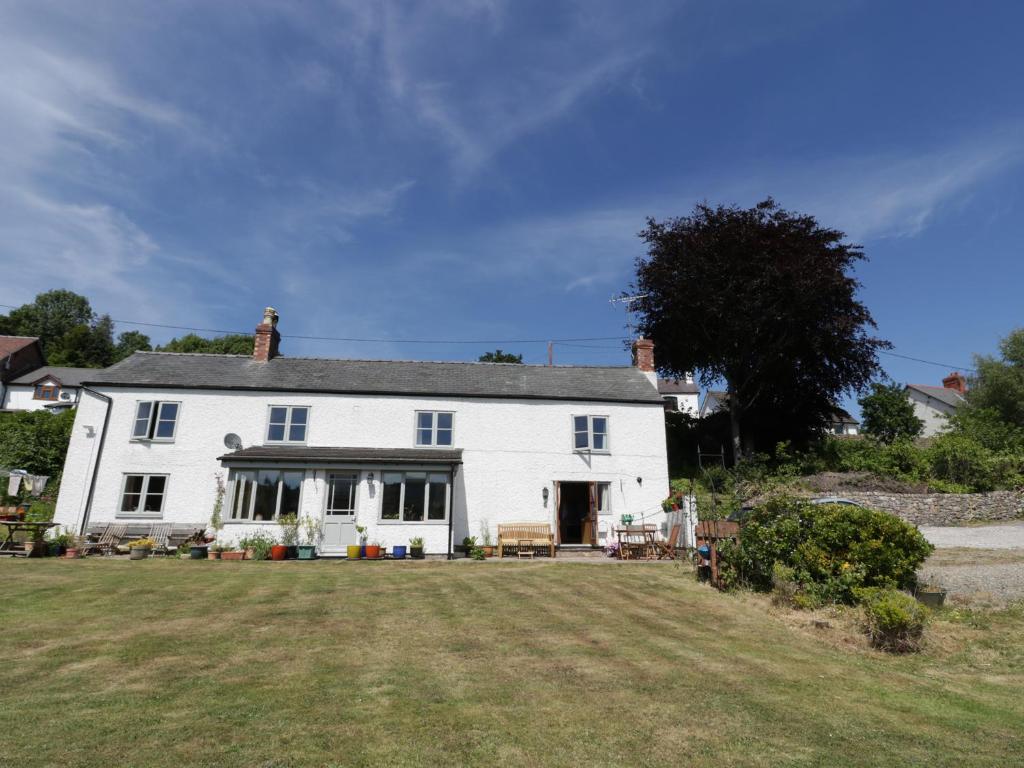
[64,548,80,559]
[365,544,382,560]
[208,550,221,560]
[221,550,245,561]
[270,544,288,561]
[482,545,495,558]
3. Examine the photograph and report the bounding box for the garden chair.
[149,523,173,556]
[654,524,683,560]
[81,524,127,557]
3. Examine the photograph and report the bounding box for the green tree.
[47,316,116,368]
[114,330,153,361]
[632,199,889,462]
[0,409,75,487]
[3,289,95,354]
[158,333,255,355]
[859,381,924,443]
[954,329,1024,451]
[478,349,523,363]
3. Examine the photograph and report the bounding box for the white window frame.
[130,401,180,442]
[265,405,310,445]
[596,481,612,515]
[117,473,169,518]
[572,415,609,453]
[324,472,359,517]
[378,470,451,524]
[414,411,455,447]
[226,468,305,522]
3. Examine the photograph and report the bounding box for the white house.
[699,390,728,419]
[826,408,860,436]
[905,373,967,437]
[1,366,93,412]
[53,309,670,556]
[658,376,699,416]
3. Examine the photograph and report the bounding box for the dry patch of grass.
[0,559,1022,767]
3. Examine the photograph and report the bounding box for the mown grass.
[1,558,1022,767]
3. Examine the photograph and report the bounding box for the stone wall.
[797,491,1023,526]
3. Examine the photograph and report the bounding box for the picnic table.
[615,525,658,560]
[0,521,59,558]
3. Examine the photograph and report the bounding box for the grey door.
[321,473,358,553]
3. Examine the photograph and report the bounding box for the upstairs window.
[34,383,58,401]
[415,411,453,447]
[266,406,309,444]
[573,415,609,452]
[131,401,180,441]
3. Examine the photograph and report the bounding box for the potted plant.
[128,538,156,560]
[221,542,245,561]
[355,524,368,558]
[479,520,495,557]
[63,532,83,559]
[208,543,225,560]
[455,536,476,557]
[365,540,382,560]
[240,531,275,561]
[297,516,319,560]
[278,513,299,559]
[346,544,362,560]
[392,543,407,559]
[409,536,424,559]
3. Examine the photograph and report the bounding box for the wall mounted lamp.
[542,487,549,507]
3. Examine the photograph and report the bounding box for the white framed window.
[415,411,454,447]
[379,471,450,522]
[118,474,168,517]
[227,469,303,521]
[325,473,358,517]
[265,406,309,444]
[596,482,612,515]
[572,415,609,452]
[131,401,180,442]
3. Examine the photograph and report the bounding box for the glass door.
[321,473,358,552]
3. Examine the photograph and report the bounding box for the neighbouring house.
[658,375,699,416]
[0,336,45,412]
[1,366,93,412]
[52,308,670,556]
[699,390,728,419]
[827,408,860,436]
[905,372,967,437]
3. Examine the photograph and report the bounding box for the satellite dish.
[223,433,243,450]
[59,392,71,400]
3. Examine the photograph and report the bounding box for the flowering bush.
[857,587,928,653]
[718,495,933,605]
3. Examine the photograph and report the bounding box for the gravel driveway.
[919,520,1024,549]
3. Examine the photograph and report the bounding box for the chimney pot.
[254,306,281,362]
[942,371,967,395]
[631,338,655,373]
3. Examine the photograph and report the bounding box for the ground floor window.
[228,469,303,521]
[596,481,612,514]
[380,471,449,522]
[119,474,168,517]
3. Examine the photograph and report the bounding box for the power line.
[879,350,977,374]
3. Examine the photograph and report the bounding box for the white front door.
[321,472,358,553]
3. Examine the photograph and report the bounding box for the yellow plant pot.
[346,545,362,560]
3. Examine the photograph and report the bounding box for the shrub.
[770,562,799,607]
[239,530,276,561]
[719,496,934,604]
[126,538,156,549]
[857,588,928,653]
[927,433,995,490]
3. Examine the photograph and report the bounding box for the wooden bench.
[497,523,555,558]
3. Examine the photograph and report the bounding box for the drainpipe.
[79,387,113,536]
[447,463,458,561]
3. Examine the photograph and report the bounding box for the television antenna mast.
[609,294,648,339]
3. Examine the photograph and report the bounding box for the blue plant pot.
[392,545,407,559]
[360,544,367,558]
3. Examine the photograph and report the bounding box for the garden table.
[0,521,59,557]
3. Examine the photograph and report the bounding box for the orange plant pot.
[364,545,382,560]
[221,551,245,561]
[270,545,288,561]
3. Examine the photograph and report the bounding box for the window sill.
[115,513,164,519]
[377,519,449,525]
[573,450,611,455]
[129,439,176,444]
[223,520,286,525]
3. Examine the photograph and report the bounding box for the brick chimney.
[632,338,656,386]
[253,307,280,362]
[942,371,967,395]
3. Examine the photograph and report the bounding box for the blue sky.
[1,1,1022,411]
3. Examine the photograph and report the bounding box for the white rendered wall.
[908,391,956,437]
[54,387,670,553]
[1,383,78,411]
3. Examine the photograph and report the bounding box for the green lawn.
[1,559,1022,767]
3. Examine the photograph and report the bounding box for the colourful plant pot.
[286,545,298,559]
[346,545,362,560]
[189,545,208,560]
[392,545,407,559]
[270,545,288,561]
[365,545,382,560]
[297,545,316,560]
[360,544,367,558]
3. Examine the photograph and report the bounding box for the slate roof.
[10,366,95,387]
[0,336,38,359]
[905,384,965,409]
[85,352,663,404]
[658,378,699,395]
[218,446,463,464]
[829,407,860,425]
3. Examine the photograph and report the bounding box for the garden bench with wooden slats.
[497,523,555,558]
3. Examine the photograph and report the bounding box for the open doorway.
[557,481,595,545]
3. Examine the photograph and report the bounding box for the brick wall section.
[791,490,1024,526]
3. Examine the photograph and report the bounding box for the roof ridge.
[134,351,633,369]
